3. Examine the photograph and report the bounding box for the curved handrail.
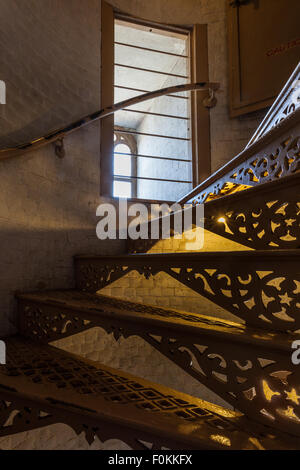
[0,81,219,161]
[178,63,300,205]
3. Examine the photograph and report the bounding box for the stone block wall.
[108,0,267,174]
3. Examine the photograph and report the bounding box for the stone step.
[128,170,300,254]
[0,335,292,450]
[17,290,300,439]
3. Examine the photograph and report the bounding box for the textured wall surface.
[0,123,124,337]
[0,0,102,147]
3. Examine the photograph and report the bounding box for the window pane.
[114,154,131,176]
[115,143,131,154]
[114,180,132,198]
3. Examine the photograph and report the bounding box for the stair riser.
[18,298,300,439]
[204,176,300,251]
[74,254,300,332]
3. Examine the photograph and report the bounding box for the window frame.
[113,127,137,198]
[100,1,211,199]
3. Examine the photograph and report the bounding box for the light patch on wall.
[0,341,6,364]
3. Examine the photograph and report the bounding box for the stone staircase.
[0,65,300,450]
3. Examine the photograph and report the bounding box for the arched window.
[101,6,210,201]
[113,128,137,198]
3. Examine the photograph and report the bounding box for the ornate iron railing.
[179,63,300,205]
[74,249,300,333]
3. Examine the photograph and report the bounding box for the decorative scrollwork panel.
[205,175,300,250]
[184,121,300,205]
[75,264,131,292]
[0,397,58,437]
[144,332,300,439]
[75,253,300,332]
[166,263,300,332]
[0,337,272,450]
[16,293,300,439]
[19,302,97,343]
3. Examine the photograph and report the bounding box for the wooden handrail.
[0,81,219,161]
[179,62,300,205]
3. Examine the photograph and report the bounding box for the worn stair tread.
[17,290,295,352]
[0,335,295,450]
[73,249,300,333]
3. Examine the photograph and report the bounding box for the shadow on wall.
[107,0,205,25]
[0,0,101,147]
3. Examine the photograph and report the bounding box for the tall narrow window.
[100,2,211,201]
[114,18,192,201]
[113,128,137,198]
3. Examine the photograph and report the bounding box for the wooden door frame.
[100,1,115,197]
[189,24,211,187]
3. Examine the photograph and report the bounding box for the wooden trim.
[190,25,211,187]
[228,3,273,117]
[100,1,115,197]
[227,1,299,117]
[114,14,191,38]
[115,41,188,59]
